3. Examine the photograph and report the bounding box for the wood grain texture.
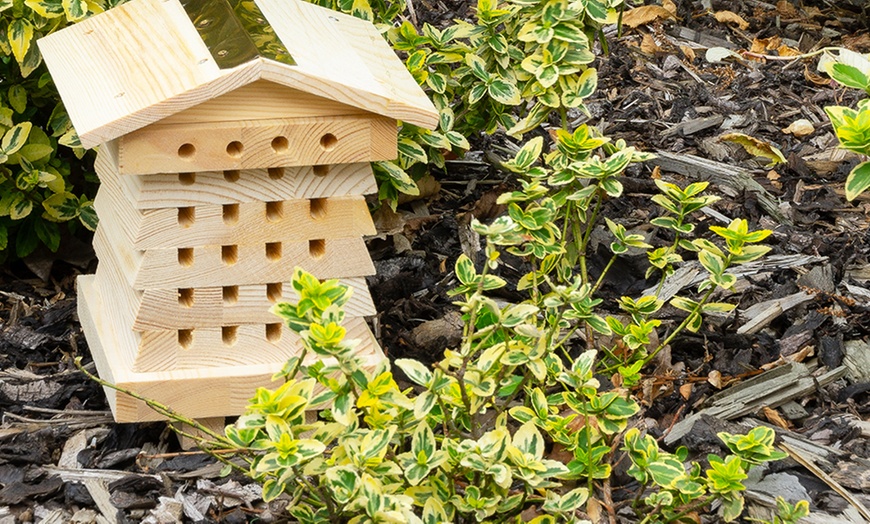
[160,80,369,124]
[134,278,376,330]
[95,142,377,209]
[117,115,397,175]
[135,317,374,372]
[96,170,375,249]
[257,0,438,129]
[93,219,376,290]
[78,275,384,422]
[94,235,376,330]
[38,0,438,149]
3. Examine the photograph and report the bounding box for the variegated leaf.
[7,19,34,66]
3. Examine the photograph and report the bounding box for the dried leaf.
[586,497,603,523]
[640,33,661,54]
[680,45,696,62]
[720,132,787,166]
[750,36,781,54]
[651,165,662,179]
[804,64,830,86]
[714,10,749,31]
[622,5,676,28]
[777,44,801,57]
[679,382,693,400]
[782,119,815,137]
[761,406,791,429]
[662,0,677,16]
[708,369,723,389]
[775,0,798,18]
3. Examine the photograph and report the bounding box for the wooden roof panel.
[38,0,438,148]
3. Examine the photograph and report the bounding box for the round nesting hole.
[312,165,329,177]
[319,133,338,151]
[226,141,244,158]
[268,167,284,180]
[271,136,289,153]
[178,173,195,185]
[224,170,240,182]
[178,143,196,159]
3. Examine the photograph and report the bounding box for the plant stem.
[591,254,616,294]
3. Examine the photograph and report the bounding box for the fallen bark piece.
[780,440,870,521]
[644,255,826,300]
[650,151,791,224]
[665,362,848,445]
[739,291,814,336]
[844,340,870,381]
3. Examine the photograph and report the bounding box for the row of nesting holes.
[177,239,325,267]
[178,165,330,186]
[177,323,283,348]
[177,198,327,228]
[177,283,283,308]
[176,134,338,161]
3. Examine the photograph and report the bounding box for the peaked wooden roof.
[38,0,438,149]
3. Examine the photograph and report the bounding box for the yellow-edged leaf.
[720,132,786,166]
[8,18,34,65]
[24,0,65,18]
[62,0,88,21]
[2,122,31,155]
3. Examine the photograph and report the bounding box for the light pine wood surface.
[93,222,376,290]
[38,0,438,149]
[117,115,397,175]
[94,239,375,330]
[96,173,375,249]
[96,142,377,209]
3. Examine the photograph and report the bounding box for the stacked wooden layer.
[78,110,394,421]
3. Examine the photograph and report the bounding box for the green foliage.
[203,137,785,521]
[623,426,790,523]
[0,0,121,259]
[823,49,870,200]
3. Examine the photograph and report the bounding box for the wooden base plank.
[117,115,397,175]
[78,274,384,422]
[95,171,375,249]
[96,141,377,209]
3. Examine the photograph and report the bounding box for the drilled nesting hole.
[266,242,282,261]
[224,170,240,182]
[223,286,239,304]
[268,167,284,180]
[178,329,193,349]
[267,282,282,303]
[223,204,239,225]
[178,172,195,185]
[309,198,327,219]
[309,239,326,258]
[222,326,238,346]
[178,248,194,267]
[271,136,289,153]
[178,288,194,307]
[178,207,195,228]
[319,133,338,151]
[266,323,282,343]
[226,141,244,158]
[312,165,329,177]
[266,201,283,222]
[178,143,196,159]
[222,245,238,266]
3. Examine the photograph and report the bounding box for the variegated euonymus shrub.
[822,49,870,200]
[307,0,617,208]
[0,0,124,260]
[187,127,802,523]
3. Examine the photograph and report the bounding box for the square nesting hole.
[222,326,238,346]
[266,323,282,343]
[178,288,194,307]
[223,286,239,304]
[267,282,282,303]
[222,245,238,266]
[177,207,195,228]
[178,248,194,267]
[266,242,282,261]
[178,329,193,349]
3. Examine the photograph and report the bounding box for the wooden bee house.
[38,0,438,422]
